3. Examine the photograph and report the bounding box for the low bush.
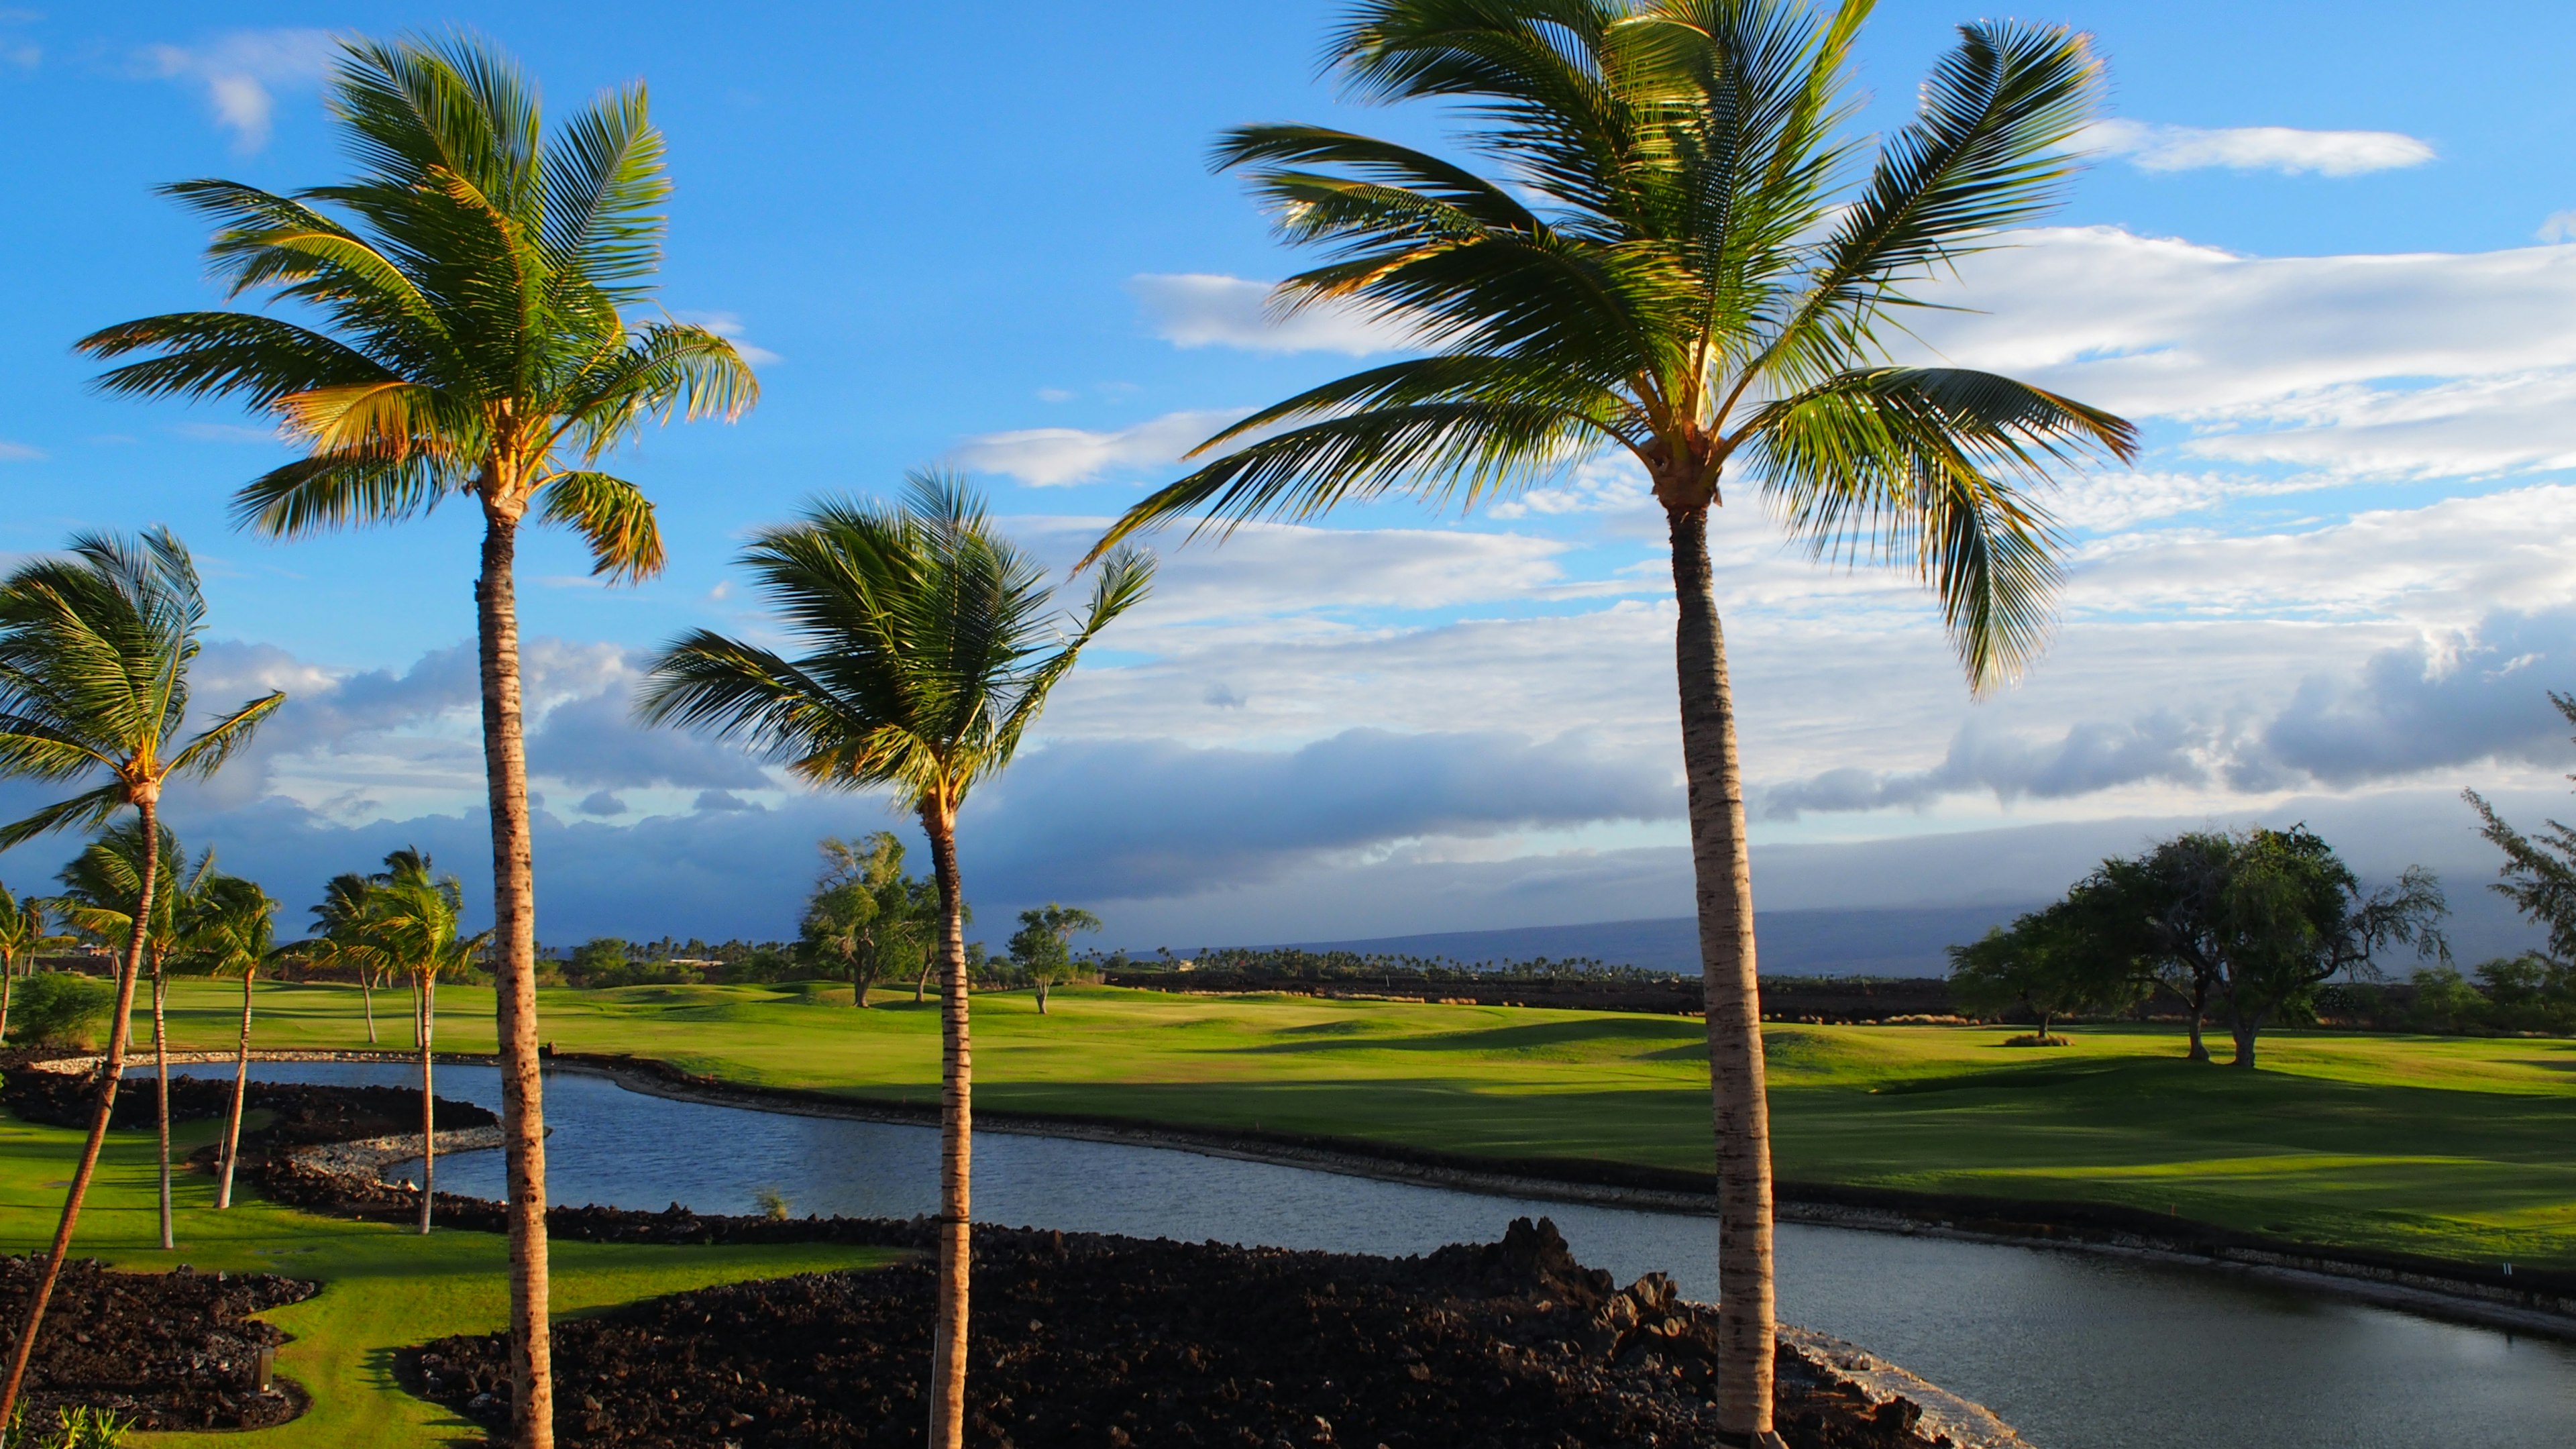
[6,973,113,1049]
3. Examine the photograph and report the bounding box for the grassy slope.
[0,1110,896,1448]
[125,978,2576,1269]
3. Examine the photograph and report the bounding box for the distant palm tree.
[52,819,215,1250]
[1087,4,2135,1434]
[641,476,1151,1449]
[78,36,755,1437]
[0,886,63,1044]
[186,873,282,1209]
[306,869,394,1042]
[363,847,488,1234]
[0,528,281,1426]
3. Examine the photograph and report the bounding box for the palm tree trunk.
[2,961,15,1045]
[361,966,376,1045]
[478,505,554,1449]
[153,962,172,1251]
[0,798,160,1430]
[217,968,254,1209]
[922,802,971,1449]
[419,969,437,1236]
[1668,506,1776,1445]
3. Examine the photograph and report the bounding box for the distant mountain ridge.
[1285,904,2039,978]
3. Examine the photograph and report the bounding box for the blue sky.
[3,1,2576,950]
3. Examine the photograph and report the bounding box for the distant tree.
[1945,900,2138,1042]
[1008,904,1102,1015]
[641,476,1150,1449]
[184,874,281,1210]
[4,973,110,1049]
[568,938,636,985]
[305,869,394,1040]
[799,833,922,1008]
[367,849,488,1234]
[2466,692,2576,963]
[0,886,63,1044]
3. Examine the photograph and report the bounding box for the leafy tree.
[2212,826,2446,1067]
[3,973,111,1050]
[799,833,923,1008]
[1008,904,1102,1015]
[0,529,281,1426]
[568,937,637,985]
[641,476,1150,1449]
[2466,692,2576,964]
[1084,4,2133,1428]
[0,886,64,1045]
[2081,836,2233,1061]
[183,874,281,1210]
[80,36,755,1439]
[1945,900,2137,1042]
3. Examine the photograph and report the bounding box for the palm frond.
[535,470,665,582]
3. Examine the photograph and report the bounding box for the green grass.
[0,1104,897,1446]
[117,977,2576,1273]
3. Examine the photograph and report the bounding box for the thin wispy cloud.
[0,440,40,462]
[953,407,1244,487]
[2540,211,2576,244]
[1131,274,1418,356]
[672,310,780,366]
[2080,119,2435,176]
[146,28,337,152]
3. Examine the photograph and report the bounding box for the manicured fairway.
[0,1108,898,1447]
[126,978,2576,1270]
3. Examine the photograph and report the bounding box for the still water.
[229,1061,2576,1448]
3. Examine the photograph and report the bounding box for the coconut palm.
[305,869,395,1042]
[639,476,1151,1449]
[186,874,281,1210]
[0,886,64,1044]
[0,528,282,1426]
[77,36,755,1438]
[1086,3,2136,1436]
[51,820,215,1251]
[364,847,487,1234]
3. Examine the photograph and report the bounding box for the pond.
[221,1061,2576,1449]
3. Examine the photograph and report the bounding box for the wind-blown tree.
[799,833,923,1008]
[1085,2,2134,1430]
[306,869,393,1042]
[1008,903,1102,1015]
[79,38,755,1438]
[187,874,281,1210]
[2467,692,2576,962]
[640,477,1152,1449]
[365,847,487,1234]
[0,528,282,1427]
[52,820,215,1251]
[0,885,63,1044]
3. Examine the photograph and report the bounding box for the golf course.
[93,977,2576,1273]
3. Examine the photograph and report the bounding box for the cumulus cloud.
[959,729,1680,900]
[2079,119,2435,176]
[1763,712,2219,819]
[1130,274,1419,356]
[146,28,336,152]
[952,408,1244,487]
[2542,211,2576,246]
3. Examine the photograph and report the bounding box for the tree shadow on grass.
[1232,1016,1696,1058]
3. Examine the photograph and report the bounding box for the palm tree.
[640,476,1151,1449]
[77,36,755,1439]
[0,886,63,1044]
[51,820,215,1251]
[307,869,393,1043]
[186,874,281,1209]
[364,847,488,1234]
[0,528,282,1427]
[1087,3,2135,1436]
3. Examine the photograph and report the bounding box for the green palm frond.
[536,471,664,581]
[641,475,1152,818]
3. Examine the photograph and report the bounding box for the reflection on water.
[229,1061,2576,1449]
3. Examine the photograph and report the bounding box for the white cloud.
[0,441,40,462]
[952,407,1245,486]
[1130,274,1419,356]
[2080,119,2435,176]
[2539,211,2576,245]
[672,310,780,366]
[146,28,337,152]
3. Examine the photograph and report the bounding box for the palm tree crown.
[1096,0,2135,682]
[77,32,755,570]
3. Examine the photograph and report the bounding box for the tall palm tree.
[364,847,488,1234]
[307,869,392,1042]
[1087,3,2135,1437]
[186,873,281,1210]
[0,886,63,1044]
[0,528,282,1428]
[52,820,214,1252]
[77,36,755,1439]
[640,476,1152,1449]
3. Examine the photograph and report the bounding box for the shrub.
[7,972,114,1049]
[6,1406,132,1448]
